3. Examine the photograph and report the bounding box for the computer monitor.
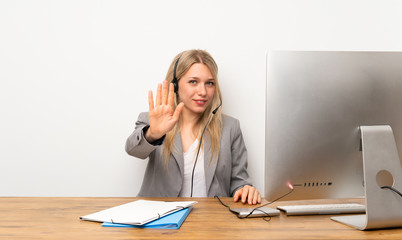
[264,51,402,202]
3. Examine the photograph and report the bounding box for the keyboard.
[277,203,366,216]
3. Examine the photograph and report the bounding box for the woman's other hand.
[233,185,262,205]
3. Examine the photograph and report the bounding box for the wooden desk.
[1,197,401,239]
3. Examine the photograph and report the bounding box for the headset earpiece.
[172,57,181,93]
[172,78,179,93]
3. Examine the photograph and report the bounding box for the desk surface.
[1,197,401,239]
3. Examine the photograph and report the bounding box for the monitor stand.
[331,125,402,230]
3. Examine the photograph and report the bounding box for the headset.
[171,55,222,196]
[171,55,222,114]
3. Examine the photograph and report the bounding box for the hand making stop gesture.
[145,81,184,142]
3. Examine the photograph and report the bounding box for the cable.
[190,96,222,197]
[381,186,402,197]
[214,185,295,221]
[190,115,212,197]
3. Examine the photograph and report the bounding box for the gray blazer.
[125,112,252,197]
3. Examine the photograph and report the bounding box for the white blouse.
[179,139,207,197]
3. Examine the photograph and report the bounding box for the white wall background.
[1,0,402,197]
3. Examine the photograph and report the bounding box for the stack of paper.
[80,200,197,229]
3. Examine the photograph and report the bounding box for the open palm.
[146,81,184,142]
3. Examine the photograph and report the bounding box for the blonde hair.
[162,49,223,165]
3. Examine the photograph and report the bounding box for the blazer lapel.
[204,132,218,193]
[171,133,184,176]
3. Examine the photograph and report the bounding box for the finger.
[162,80,168,105]
[148,90,154,111]
[167,83,175,107]
[247,187,255,205]
[155,83,162,106]
[251,189,259,205]
[172,102,184,121]
[241,185,249,203]
[257,191,262,204]
[233,189,242,202]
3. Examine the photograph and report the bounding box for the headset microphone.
[212,96,222,114]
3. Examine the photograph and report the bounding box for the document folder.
[101,207,191,229]
[80,200,197,226]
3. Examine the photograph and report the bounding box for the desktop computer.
[264,51,402,230]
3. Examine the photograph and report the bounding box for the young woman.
[125,49,261,205]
